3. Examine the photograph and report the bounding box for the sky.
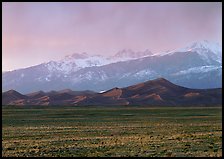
[2,2,222,71]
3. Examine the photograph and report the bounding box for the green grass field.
[2,106,222,157]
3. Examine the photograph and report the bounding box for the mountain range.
[2,40,222,94]
[2,78,222,106]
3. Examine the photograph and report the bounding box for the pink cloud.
[2,2,222,71]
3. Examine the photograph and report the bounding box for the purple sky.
[2,2,222,71]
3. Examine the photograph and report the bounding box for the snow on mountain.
[45,53,111,74]
[157,40,222,65]
[132,69,157,79]
[176,40,222,64]
[62,52,110,67]
[109,49,153,61]
[44,50,154,75]
[64,52,89,59]
[180,40,221,55]
[2,40,222,93]
[172,65,222,76]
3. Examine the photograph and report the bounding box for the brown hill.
[2,78,222,106]
[26,91,46,99]
[75,78,221,106]
[120,78,221,106]
[2,90,28,105]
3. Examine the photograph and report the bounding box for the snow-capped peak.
[45,49,154,76]
[64,52,89,60]
[45,52,112,75]
[182,40,221,56]
[158,40,222,64]
[110,49,153,60]
[179,40,222,64]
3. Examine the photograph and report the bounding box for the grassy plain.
[2,106,222,157]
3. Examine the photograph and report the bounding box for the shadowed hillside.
[2,78,222,106]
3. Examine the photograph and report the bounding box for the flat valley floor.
[2,106,222,157]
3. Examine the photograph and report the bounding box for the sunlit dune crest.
[184,92,200,97]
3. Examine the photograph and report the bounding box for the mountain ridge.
[2,40,222,93]
[2,78,222,106]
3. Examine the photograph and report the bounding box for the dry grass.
[2,106,222,157]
